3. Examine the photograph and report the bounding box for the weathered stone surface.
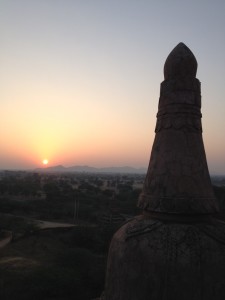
[105,216,225,300]
[104,43,225,300]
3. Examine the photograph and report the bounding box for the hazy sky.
[0,0,225,174]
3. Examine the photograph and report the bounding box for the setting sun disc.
[42,159,49,165]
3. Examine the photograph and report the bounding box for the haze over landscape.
[1,0,225,174]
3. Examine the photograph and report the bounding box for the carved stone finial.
[138,43,218,214]
[164,42,198,79]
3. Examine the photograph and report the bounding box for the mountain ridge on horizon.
[0,165,224,177]
[34,164,147,174]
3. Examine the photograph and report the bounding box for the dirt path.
[0,213,76,230]
[0,231,12,249]
[36,220,76,229]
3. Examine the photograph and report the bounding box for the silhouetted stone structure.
[104,43,225,300]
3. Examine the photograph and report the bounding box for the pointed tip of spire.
[164,43,198,80]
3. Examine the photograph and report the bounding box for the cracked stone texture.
[105,216,225,300]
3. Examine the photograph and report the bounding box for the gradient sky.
[0,0,225,174]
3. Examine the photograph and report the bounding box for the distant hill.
[35,165,66,172]
[35,165,147,174]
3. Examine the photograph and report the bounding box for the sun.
[42,159,49,165]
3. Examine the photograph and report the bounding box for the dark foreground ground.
[0,172,224,299]
[0,217,115,300]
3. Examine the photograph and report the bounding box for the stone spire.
[138,42,218,214]
[103,43,225,300]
